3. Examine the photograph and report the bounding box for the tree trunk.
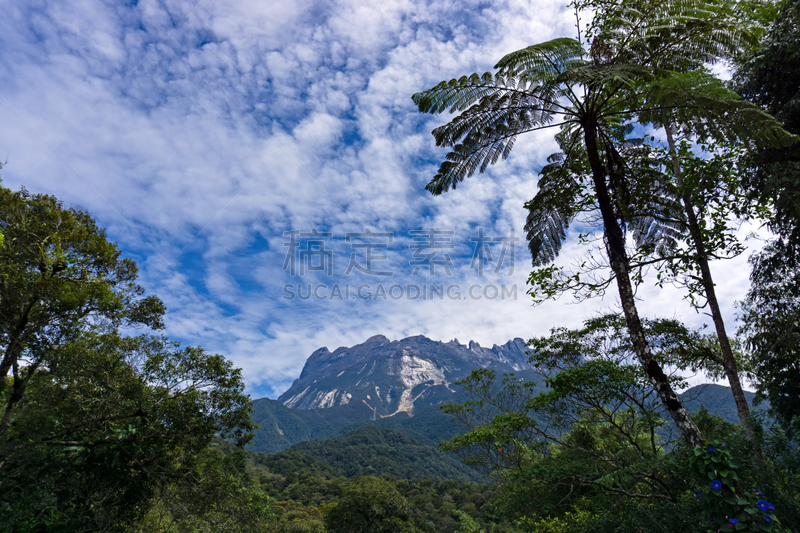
[664,125,763,461]
[583,120,704,448]
[0,302,33,397]
[0,360,41,435]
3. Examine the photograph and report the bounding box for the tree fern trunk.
[664,126,762,460]
[583,120,704,448]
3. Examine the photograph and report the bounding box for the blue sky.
[0,0,762,398]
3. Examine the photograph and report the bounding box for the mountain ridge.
[278,334,530,416]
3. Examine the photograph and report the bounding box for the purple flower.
[729,518,738,524]
[755,489,763,495]
[765,516,772,523]
[711,480,723,490]
[768,503,775,510]
[695,491,701,498]
[707,445,716,452]
[757,500,769,511]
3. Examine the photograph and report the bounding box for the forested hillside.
[282,426,485,481]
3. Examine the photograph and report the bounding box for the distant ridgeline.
[248,334,765,458]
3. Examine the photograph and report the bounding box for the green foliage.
[758,425,800,529]
[287,426,484,482]
[440,315,705,521]
[453,510,485,533]
[435,316,800,532]
[134,447,279,533]
[740,240,800,434]
[0,331,257,532]
[736,0,800,238]
[0,184,165,430]
[689,440,783,532]
[520,497,706,533]
[735,0,800,439]
[272,502,326,533]
[736,0,800,131]
[240,438,509,533]
[323,477,423,533]
[0,185,258,531]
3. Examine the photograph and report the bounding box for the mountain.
[249,397,374,453]
[680,383,767,422]
[278,334,529,416]
[247,334,531,454]
[249,395,478,454]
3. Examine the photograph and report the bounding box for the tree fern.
[411,0,798,451]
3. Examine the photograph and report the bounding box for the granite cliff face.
[277,334,529,417]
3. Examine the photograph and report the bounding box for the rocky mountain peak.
[278,334,530,416]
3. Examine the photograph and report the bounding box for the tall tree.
[738,9,800,428]
[736,0,800,435]
[412,3,790,447]
[0,185,165,433]
[584,0,795,453]
[0,183,259,531]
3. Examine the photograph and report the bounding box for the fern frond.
[412,72,516,114]
[593,0,762,70]
[524,156,588,266]
[638,71,800,149]
[558,62,652,88]
[495,38,586,77]
[421,72,581,194]
[630,215,685,256]
[430,87,567,148]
